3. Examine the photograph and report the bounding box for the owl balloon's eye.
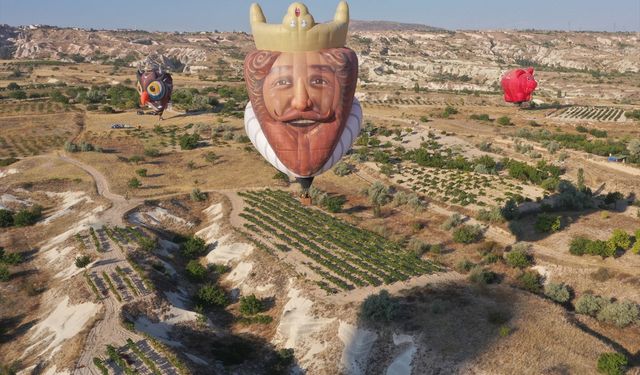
[146,80,165,101]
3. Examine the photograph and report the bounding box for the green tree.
[575,294,607,316]
[186,260,207,282]
[179,133,201,150]
[128,177,141,189]
[239,294,263,315]
[497,116,512,126]
[360,290,397,322]
[597,352,627,375]
[13,205,43,227]
[608,229,631,251]
[544,282,571,303]
[452,224,483,244]
[135,168,147,177]
[0,209,14,227]
[75,255,92,268]
[534,213,561,233]
[505,248,532,269]
[182,236,207,259]
[195,283,228,308]
[0,265,10,281]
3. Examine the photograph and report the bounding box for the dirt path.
[56,154,149,374]
[58,153,143,226]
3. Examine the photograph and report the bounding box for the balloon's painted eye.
[310,78,328,86]
[290,20,296,28]
[146,80,165,100]
[274,79,291,86]
[301,20,307,28]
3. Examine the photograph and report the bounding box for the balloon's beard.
[251,102,347,177]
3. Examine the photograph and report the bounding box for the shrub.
[441,213,464,230]
[136,168,147,177]
[534,213,561,233]
[0,209,14,227]
[408,238,430,257]
[190,188,206,202]
[468,267,498,285]
[575,294,607,316]
[179,133,200,150]
[505,248,532,269]
[182,236,207,259]
[597,352,627,375]
[477,206,505,223]
[74,255,92,268]
[517,270,542,293]
[497,116,511,126]
[452,224,483,244]
[239,294,263,315]
[498,325,512,337]
[590,267,613,282]
[324,195,346,213]
[455,259,475,274]
[0,265,10,282]
[195,283,228,308]
[608,229,631,251]
[13,205,43,227]
[186,260,207,282]
[596,300,639,328]
[203,151,220,164]
[144,148,160,157]
[360,290,397,322]
[544,282,571,303]
[333,162,351,176]
[501,199,519,220]
[128,177,141,189]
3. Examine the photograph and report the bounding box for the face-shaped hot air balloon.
[244,1,361,191]
[136,68,173,119]
[501,68,537,104]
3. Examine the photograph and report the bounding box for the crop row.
[238,190,438,291]
[556,106,624,122]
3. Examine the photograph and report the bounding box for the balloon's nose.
[140,91,149,106]
[291,79,312,111]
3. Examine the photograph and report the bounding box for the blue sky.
[1,0,639,32]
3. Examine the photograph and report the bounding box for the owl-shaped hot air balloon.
[243,1,362,197]
[136,68,173,119]
[501,68,537,105]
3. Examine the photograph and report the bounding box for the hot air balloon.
[501,68,537,105]
[243,1,362,201]
[136,66,173,120]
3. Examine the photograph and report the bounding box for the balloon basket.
[299,196,312,206]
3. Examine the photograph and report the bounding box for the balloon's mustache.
[275,108,335,123]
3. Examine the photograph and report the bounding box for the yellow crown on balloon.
[250,2,349,52]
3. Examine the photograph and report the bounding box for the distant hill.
[350,19,445,32]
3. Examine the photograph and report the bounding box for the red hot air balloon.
[500,68,537,105]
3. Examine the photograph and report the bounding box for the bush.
[455,259,475,274]
[144,148,160,157]
[441,213,464,230]
[75,254,92,268]
[476,206,505,224]
[186,260,207,282]
[360,290,397,322]
[597,352,627,375]
[195,283,228,308]
[575,294,607,316]
[505,248,532,269]
[497,116,512,126]
[324,195,346,213]
[239,294,263,315]
[517,270,542,293]
[136,168,147,177]
[534,213,561,233]
[190,188,206,202]
[408,238,430,257]
[501,199,519,220]
[13,205,43,227]
[0,265,10,281]
[596,300,639,328]
[608,229,631,251]
[452,224,483,244]
[544,282,571,303]
[179,133,200,150]
[128,177,141,189]
[182,236,207,259]
[468,267,498,285]
[0,209,14,227]
[333,162,351,176]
